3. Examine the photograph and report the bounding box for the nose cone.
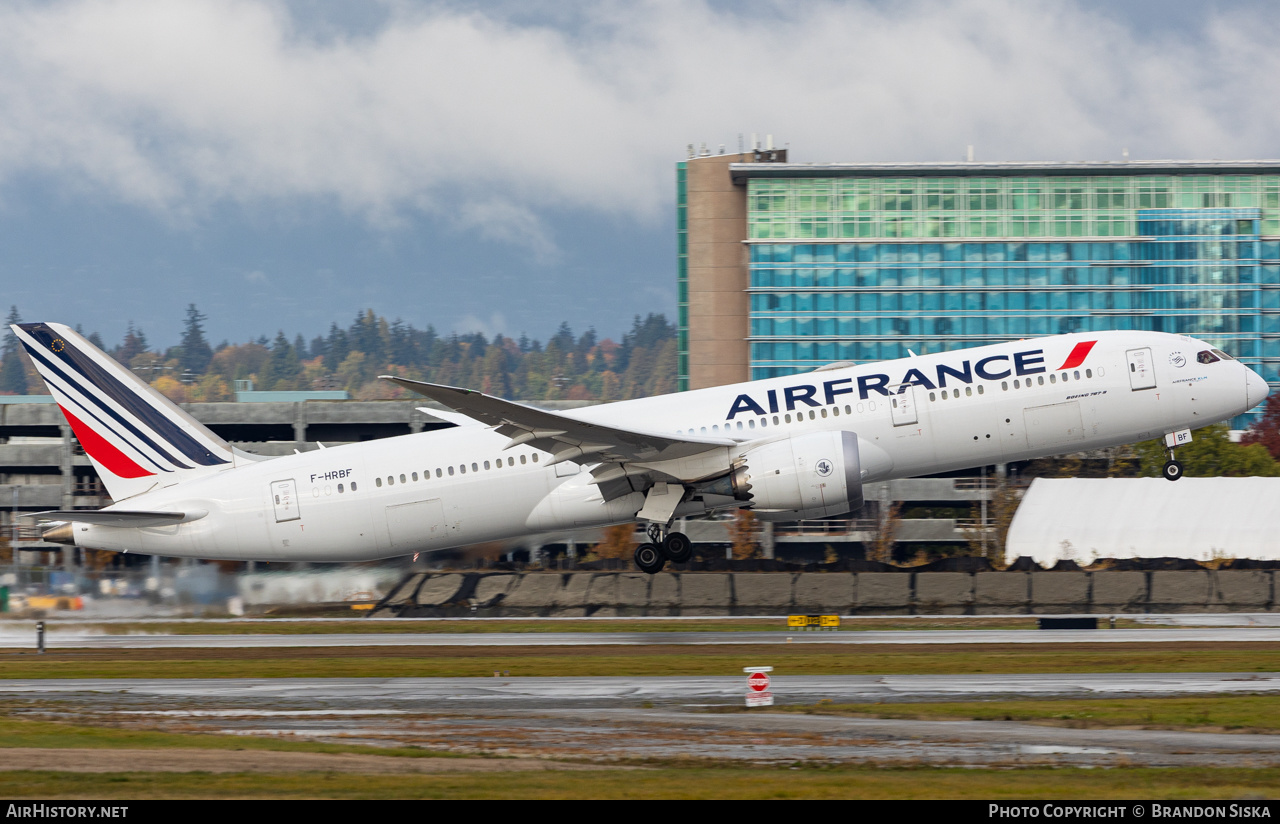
[1246,367,1270,410]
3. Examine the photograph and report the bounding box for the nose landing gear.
[1162,445,1185,482]
[632,523,695,574]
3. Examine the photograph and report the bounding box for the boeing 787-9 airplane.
[14,322,1267,573]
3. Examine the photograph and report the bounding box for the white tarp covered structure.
[1005,477,1280,566]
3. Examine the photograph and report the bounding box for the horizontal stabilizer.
[29,510,206,528]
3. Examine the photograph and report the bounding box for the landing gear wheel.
[1162,460,1185,482]
[634,543,666,574]
[662,531,693,564]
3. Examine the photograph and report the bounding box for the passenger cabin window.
[484,461,490,470]
[1198,350,1220,364]
[520,455,527,464]
[375,477,383,487]
[412,472,418,482]
[400,474,406,484]
[350,482,357,491]
[338,483,344,493]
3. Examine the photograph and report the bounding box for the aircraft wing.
[381,376,734,465]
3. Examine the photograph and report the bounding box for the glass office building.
[678,159,1280,425]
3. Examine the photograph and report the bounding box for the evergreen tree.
[265,330,302,389]
[0,306,27,394]
[350,310,386,366]
[179,304,213,376]
[115,323,149,365]
[550,322,575,353]
[324,322,349,372]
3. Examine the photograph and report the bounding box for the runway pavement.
[7,674,1280,767]
[3,626,1280,648]
[3,672,1279,704]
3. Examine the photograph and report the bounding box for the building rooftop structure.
[730,159,1280,180]
[1005,477,1280,565]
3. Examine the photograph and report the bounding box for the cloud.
[453,311,509,339]
[0,0,1277,251]
[453,198,559,263]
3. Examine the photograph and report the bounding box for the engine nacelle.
[726,431,879,521]
[693,430,893,521]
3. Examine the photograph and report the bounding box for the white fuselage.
[70,331,1264,561]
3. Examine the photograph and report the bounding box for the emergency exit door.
[1126,348,1157,390]
[890,385,918,426]
[270,479,300,522]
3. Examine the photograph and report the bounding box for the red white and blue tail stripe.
[13,322,234,501]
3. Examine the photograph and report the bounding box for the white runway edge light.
[744,666,774,708]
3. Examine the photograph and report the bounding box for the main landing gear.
[633,523,694,574]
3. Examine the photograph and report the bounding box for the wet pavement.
[6,674,1280,767]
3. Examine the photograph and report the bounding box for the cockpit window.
[1210,348,1234,361]
[1197,350,1220,364]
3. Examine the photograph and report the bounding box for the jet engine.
[698,430,890,521]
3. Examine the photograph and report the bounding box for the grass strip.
[1,766,1278,799]
[1,642,1277,679]
[772,693,1280,731]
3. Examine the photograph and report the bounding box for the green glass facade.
[747,174,1280,240]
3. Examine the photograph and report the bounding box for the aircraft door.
[890,385,918,426]
[1126,348,1157,390]
[270,479,300,522]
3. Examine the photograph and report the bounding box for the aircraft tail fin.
[12,322,235,501]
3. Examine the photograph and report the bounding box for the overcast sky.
[0,0,1276,348]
